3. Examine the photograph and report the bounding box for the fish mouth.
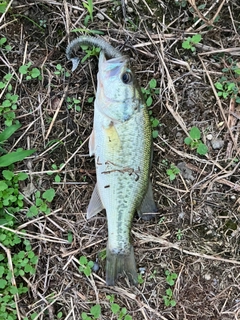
[99,51,129,79]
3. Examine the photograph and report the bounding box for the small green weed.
[87,96,94,104]
[166,164,180,181]
[0,37,12,52]
[142,79,160,107]
[0,74,20,126]
[39,19,47,28]
[19,62,41,80]
[214,76,240,103]
[81,45,101,63]
[81,304,101,320]
[138,273,144,284]
[98,248,106,260]
[141,79,160,138]
[184,126,208,155]
[161,159,168,166]
[0,73,12,89]
[106,295,132,320]
[222,61,240,76]
[83,0,94,25]
[163,288,176,307]
[182,34,202,52]
[54,63,70,78]
[149,269,157,279]
[66,96,81,112]
[0,170,28,229]
[67,231,73,243]
[158,216,165,224]
[47,163,64,182]
[26,188,55,217]
[176,229,183,240]
[163,270,177,307]
[165,270,178,286]
[57,311,63,319]
[79,256,94,277]
[0,92,18,126]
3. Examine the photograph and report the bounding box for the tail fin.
[106,244,138,286]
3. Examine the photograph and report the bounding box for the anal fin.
[87,184,104,219]
[89,130,95,157]
[137,180,158,220]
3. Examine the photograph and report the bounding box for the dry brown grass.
[1,0,240,319]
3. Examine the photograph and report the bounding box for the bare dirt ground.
[1,0,240,319]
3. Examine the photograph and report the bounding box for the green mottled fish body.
[88,52,155,285]
[66,37,157,286]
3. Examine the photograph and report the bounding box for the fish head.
[96,51,143,122]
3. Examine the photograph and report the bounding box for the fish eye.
[121,72,132,84]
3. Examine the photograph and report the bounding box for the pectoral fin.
[87,184,104,219]
[137,180,158,220]
[89,130,95,156]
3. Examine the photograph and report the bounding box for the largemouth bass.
[66,37,157,286]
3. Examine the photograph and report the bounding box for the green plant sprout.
[39,19,47,28]
[26,189,55,217]
[47,163,64,182]
[158,216,165,224]
[0,92,18,126]
[98,248,106,260]
[83,0,94,25]
[79,256,94,277]
[67,231,73,243]
[149,269,157,279]
[166,164,180,181]
[138,273,144,284]
[0,74,19,126]
[182,34,202,52]
[176,229,183,240]
[57,311,63,319]
[81,45,101,63]
[184,126,208,155]
[0,37,12,52]
[81,304,101,320]
[142,79,159,107]
[19,62,41,80]
[163,270,177,307]
[106,295,132,320]
[54,63,70,77]
[66,97,81,112]
[165,270,178,286]
[214,76,240,103]
[163,288,176,307]
[141,79,160,138]
[87,96,94,104]
[0,73,12,89]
